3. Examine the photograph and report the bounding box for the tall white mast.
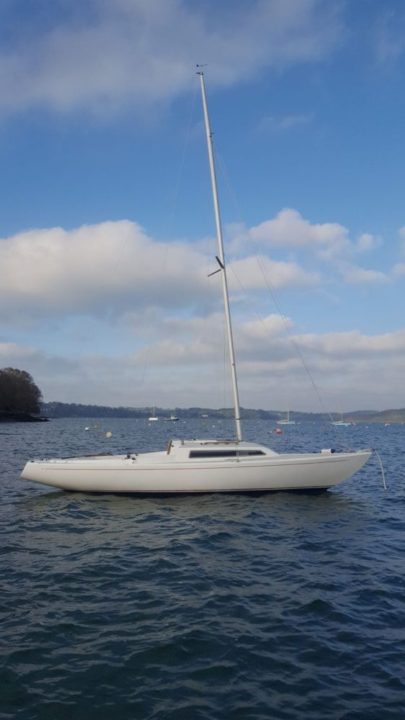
[198,69,242,442]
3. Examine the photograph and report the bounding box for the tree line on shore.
[40,402,405,423]
[0,368,42,418]
[42,401,279,420]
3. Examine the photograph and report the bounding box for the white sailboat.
[331,413,352,427]
[21,71,371,494]
[276,410,296,426]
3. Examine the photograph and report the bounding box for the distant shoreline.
[0,413,48,423]
[36,402,405,424]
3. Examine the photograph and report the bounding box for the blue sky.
[1,0,405,412]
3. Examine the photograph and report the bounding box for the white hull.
[21,440,371,494]
[277,411,295,425]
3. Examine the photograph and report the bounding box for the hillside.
[41,402,405,424]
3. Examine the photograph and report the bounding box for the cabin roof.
[168,439,277,456]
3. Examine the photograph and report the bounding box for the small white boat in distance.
[331,413,352,427]
[20,71,371,494]
[276,410,296,426]
[148,408,158,422]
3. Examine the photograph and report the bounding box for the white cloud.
[0,342,38,362]
[1,212,404,411]
[341,265,389,285]
[393,262,405,277]
[229,255,319,291]
[355,233,380,253]
[0,217,324,324]
[295,329,405,357]
[3,322,404,411]
[374,8,405,66]
[246,210,390,285]
[249,208,351,259]
[399,226,405,254]
[257,113,314,133]
[0,220,214,321]
[242,314,294,340]
[0,0,343,117]
[1,207,399,337]
[124,315,405,411]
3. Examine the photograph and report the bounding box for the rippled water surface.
[1,418,405,719]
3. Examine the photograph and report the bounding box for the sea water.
[1,418,404,719]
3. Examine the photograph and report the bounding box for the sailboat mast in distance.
[198,69,242,442]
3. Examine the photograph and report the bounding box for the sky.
[1,0,405,413]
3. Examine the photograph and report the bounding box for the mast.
[198,69,242,442]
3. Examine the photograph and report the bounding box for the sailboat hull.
[21,449,371,494]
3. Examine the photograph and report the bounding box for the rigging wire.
[136,79,199,400]
[254,255,334,423]
[216,150,335,423]
[374,449,387,491]
[164,80,199,238]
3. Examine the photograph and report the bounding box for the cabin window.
[189,450,265,458]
